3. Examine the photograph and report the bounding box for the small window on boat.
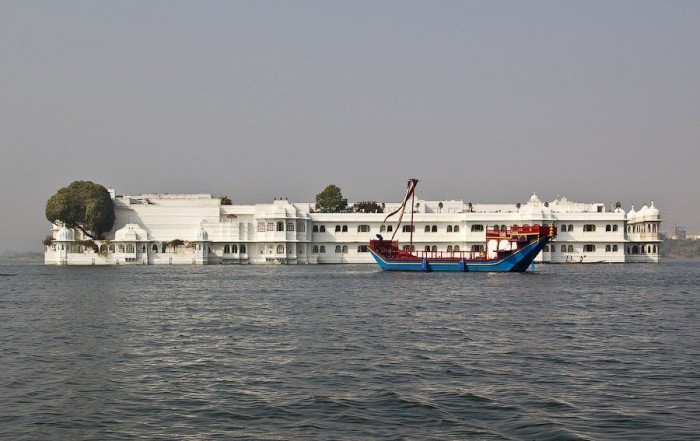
[424,245,431,251]
[568,224,574,231]
[447,245,453,252]
[606,225,612,232]
[312,225,318,233]
[500,225,506,230]
[544,245,549,252]
[612,225,618,232]
[320,225,326,233]
[605,245,611,252]
[342,245,348,253]
[471,224,484,232]
[232,244,238,253]
[432,246,437,252]
[493,225,500,231]
[224,244,230,254]
[342,225,348,232]
[561,245,567,252]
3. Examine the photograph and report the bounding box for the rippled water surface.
[1,260,699,440]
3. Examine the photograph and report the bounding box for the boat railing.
[413,250,486,260]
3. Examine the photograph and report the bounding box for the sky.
[1,1,699,254]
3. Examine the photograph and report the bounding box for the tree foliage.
[315,185,348,212]
[45,181,115,239]
[353,201,383,213]
[219,196,232,205]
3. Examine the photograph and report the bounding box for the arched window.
[319,245,325,253]
[569,225,574,232]
[126,244,135,253]
[313,245,319,253]
[276,222,284,232]
[240,244,246,253]
[431,225,437,233]
[560,224,567,232]
[613,245,618,252]
[402,225,414,233]
[653,245,657,253]
[320,225,326,233]
[447,245,453,252]
[335,225,341,232]
[447,225,453,233]
[567,245,574,252]
[454,226,460,232]
[342,225,348,232]
[561,245,567,252]
[454,245,459,251]
[424,245,431,251]
[232,244,238,253]
[425,225,431,233]
[387,225,393,232]
[118,244,125,253]
[648,245,652,253]
[224,244,230,254]
[613,224,618,232]
[152,244,158,253]
[606,225,612,232]
[380,225,386,233]
[583,224,596,232]
[605,245,611,252]
[632,245,639,254]
[501,225,506,230]
[312,225,319,233]
[287,222,295,232]
[335,245,341,253]
[276,245,284,254]
[544,245,549,252]
[431,245,437,252]
[342,245,348,253]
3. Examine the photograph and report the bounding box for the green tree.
[315,185,348,212]
[219,196,232,205]
[353,201,383,213]
[45,181,115,239]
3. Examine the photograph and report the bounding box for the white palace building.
[44,188,661,265]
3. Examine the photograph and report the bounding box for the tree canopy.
[315,184,348,212]
[353,201,383,213]
[45,181,116,239]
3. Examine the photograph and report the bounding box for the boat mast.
[409,182,415,252]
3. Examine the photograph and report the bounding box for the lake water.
[1,260,699,440]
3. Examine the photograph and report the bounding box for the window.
[152,244,158,253]
[224,244,230,253]
[313,225,319,233]
[454,225,460,233]
[387,225,393,232]
[568,245,574,252]
[648,245,652,253]
[240,244,246,253]
[606,225,612,232]
[257,222,266,232]
[424,246,431,251]
[297,223,305,233]
[560,224,567,232]
[335,245,341,253]
[313,245,319,253]
[335,225,341,232]
[277,245,284,254]
[605,245,611,252]
[561,245,567,252]
[471,224,484,232]
[118,244,125,253]
[267,222,274,232]
[583,224,596,232]
[431,225,437,233]
[544,245,549,252]
[320,225,326,233]
[342,225,348,232]
[432,245,437,252]
[500,225,506,230]
[380,225,386,233]
[232,244,238,253]
[319,245,326,253]
[584,245,596,252]
[447,225,453,233]
[613,245,618,252]
[454,245,459,252]
[141,245,146,253]
[447,245,453,252]
[277,222,284,232]
[472,245,484,252]
[358,225,370,233]
[126,244,135,253]
[425,225,431,233]
[402,225,414,233]
[653,245,657,253]
[287,222,295,232]
[402,245,414,251]
[568,224,574,232]
[358,245,368,253]
[342,245,348,253]
[613,224,618,232]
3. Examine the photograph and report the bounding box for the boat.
[368,179,557,272]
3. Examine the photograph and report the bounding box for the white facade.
[44,191,661,265]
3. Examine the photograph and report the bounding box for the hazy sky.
[1,1,699,254]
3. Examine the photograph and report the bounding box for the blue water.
[1,260,699,440]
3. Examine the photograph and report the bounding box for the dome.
[528,192,541,204]
[638,204,649,217]
[648,201,660,216]
[114,224,149,241]
[195,227,209,241]
[56,226,74,241]
[627,205,636,220]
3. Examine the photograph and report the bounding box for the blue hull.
[369,237,551,272]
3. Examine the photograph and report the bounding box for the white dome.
[114,224,148,241]
[627,205,636,219]
[195,227,209,241]
[648,201,660,216]
[638,204,649,217]
[528,192,541,203]
[56,226,74,241]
